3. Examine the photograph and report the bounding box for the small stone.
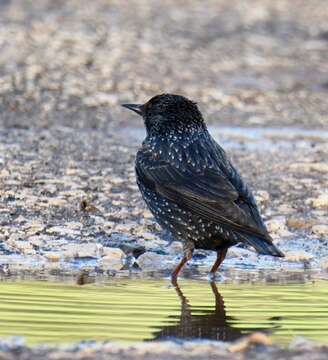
[137,252,172,270]
[312,224,328,236]
[47,198,67,206]
[142,232,157,241]
[266,217,287,233]
[285,251,313,262]
[102,247,125,258]
[286,217,314,229]
[229,332,272,352]
[99,247,125,270]
[254,190,270,204]
[168,241,183,255]
[47,226,80,236]
[23,221,45,235]
[44,252,61,262]
[114,222,135,233]
[63,243,100,258]
[13,241,34,253]
[308,194,328,209]
[289,336,316,350]
[143,210,153,219]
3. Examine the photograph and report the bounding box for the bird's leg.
[171,248,193,287]
[208,249,228,281]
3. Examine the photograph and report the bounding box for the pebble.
[168,241,183,255]
[62,243,100,258]
[312,225,328,236]
[266,217,287,233]
[0,0,326,279]
[286,217,314,229]
[137,252,173,270]
[47,226,80,237]
[43,252,61,262]
[99,248,126,270]
[254,190,270,204]
[308,194,328,209]
[285,251,313,262]
[141,232,157,241]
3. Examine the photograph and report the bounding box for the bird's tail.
[241,233,285,257]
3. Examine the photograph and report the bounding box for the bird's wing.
[136,139,272,242]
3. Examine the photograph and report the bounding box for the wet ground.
[0,0,327,278]
[0,124,327,277]
[0,0,328,358]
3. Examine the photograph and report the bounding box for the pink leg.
[208,249,228,280]
[171,249,193,286]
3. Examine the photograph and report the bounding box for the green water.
[0,279,327,346]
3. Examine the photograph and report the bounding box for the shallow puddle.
[0,278,327,346]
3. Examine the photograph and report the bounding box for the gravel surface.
[0,336,328,360]
[0,0,327,129]
[0,1,328,357]
[0,1,327,275]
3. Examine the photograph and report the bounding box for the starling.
[122,94,284,284]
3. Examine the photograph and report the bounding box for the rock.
[62,243,101,258]
[308,194,328,209]
[254,190,270,204]
[99,247,126,270]
[102,246,125,258]
[13,241,35,254]
[141,232,157,241]
[114,222,135,233]
[142,210,153,219]
[44,252,61,262]
[226,247,247,259]
[276,204,294,214]
[266,217,287,233]
[47,198,67,206]
[286,217,314,229]
[229,332,272,353]
[142,238,169,253]
[47,226,80,237]
[289,336,316,350]
[137,252,173,270]
[23,221,45,235]
[168,241,183,255]
[285,251,313,262]
[312,225,328,236]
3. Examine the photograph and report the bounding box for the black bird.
[122,94,284,284]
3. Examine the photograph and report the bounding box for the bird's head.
[122,94,205,135]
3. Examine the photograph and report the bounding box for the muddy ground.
[0,0,327,357]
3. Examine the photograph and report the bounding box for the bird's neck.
[147,121,206,138]
[144,124,208,150]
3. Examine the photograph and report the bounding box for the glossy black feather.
[134,94,284,257]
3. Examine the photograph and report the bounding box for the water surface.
[0,279,328,346]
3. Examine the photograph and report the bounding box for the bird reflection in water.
[152,282,280,342]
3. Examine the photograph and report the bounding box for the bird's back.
[136,128,283,257]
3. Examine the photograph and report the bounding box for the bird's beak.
[121,103,144,116]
